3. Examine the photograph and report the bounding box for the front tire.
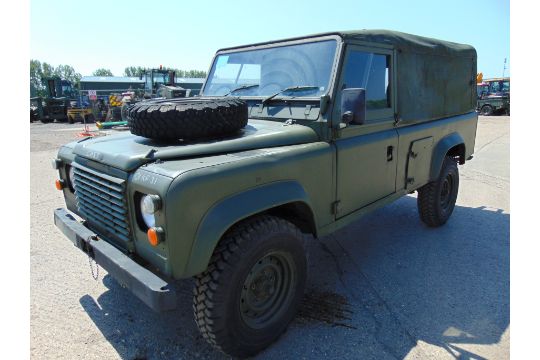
[481,104,493,116]
[193,215,307,357]
[417,156,459,227]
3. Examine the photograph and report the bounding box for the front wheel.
[193,215,307,358]
[417,156,459,227]
[481,104,493,116]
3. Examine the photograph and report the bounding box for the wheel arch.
[430,133,465,181]
[184,181,316,276]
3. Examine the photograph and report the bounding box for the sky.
[30,0,510,78]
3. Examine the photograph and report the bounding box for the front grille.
[72,164,131,243]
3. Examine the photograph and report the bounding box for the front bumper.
[54,208,177,312]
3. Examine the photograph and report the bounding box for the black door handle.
[387,146,393,161]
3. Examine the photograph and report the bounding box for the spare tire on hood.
[127,98,248,141]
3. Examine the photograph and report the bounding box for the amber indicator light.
[147,228,160,246]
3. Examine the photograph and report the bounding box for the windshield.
[153,72,169,84]
[477,84,489,98]
[488,80,510,95]
[203,39,338,98]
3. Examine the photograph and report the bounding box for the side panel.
[396,112,478,190]
[335,129,398,216]
[405,137,434,190]
[163,142,335,278]
[185,181,312,276]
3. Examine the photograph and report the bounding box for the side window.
[343,51,391,110]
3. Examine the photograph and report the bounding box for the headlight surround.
[140,194,162,228]
[67,165,76,192]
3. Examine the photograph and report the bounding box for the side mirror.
[341,88,366,125]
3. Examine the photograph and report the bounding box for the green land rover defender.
[53,30,478,357]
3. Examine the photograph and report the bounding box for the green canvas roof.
[338,29,476,58]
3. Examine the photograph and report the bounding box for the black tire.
[193,215,307,357]
[40,118,52,124]
[417,156,459,227]
[481,104,493,116]
[68,116,74,124]
[127,98,248,141]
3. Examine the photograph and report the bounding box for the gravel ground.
[30,116,509,359]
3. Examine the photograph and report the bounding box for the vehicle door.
[333,45,398,218]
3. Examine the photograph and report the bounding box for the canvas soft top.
[339,29,476,57]
[340,30,477,123]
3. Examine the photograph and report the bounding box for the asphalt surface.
[30,116,509,359]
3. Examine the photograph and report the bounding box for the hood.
[73,119,319,171]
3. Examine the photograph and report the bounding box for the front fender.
[430,132,465,181]
[184,180,313,276]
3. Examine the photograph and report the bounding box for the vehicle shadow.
[80,195,509,360]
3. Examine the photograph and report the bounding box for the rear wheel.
[193,215,307,357]
[417,156,459,227]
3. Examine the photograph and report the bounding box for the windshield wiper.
[223,84,259,96]
[261,86,320,105]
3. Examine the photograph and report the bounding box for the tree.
[165,67,206,78]
[56,64,82,89]
[185,69,206,78]
[92,68,114,76]
[41,62,56,79]
[30,59,43,97]
[30,60,84,97]
[124,66,148,77]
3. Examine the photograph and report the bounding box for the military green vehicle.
[53,30,478,357]
[476,77,510,115]
[142,68,189,99]
[31,77,72,123]
[111,68,190,125]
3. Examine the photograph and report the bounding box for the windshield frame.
[201,34,343,101]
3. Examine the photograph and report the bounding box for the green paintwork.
[55,30,478,279]
[185,181,312,275]
[477,96,510,114]
[476,77,510,115]
[71,120,319,172]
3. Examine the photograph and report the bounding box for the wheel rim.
[240,251,296,329]
[440,174,454,210]
[482,106,491,115]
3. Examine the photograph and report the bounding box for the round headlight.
[140,195,161,228]
[141,195,161,214]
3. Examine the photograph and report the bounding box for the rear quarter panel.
[396,111,478,191]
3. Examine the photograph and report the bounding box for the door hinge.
[332,200,341,215]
